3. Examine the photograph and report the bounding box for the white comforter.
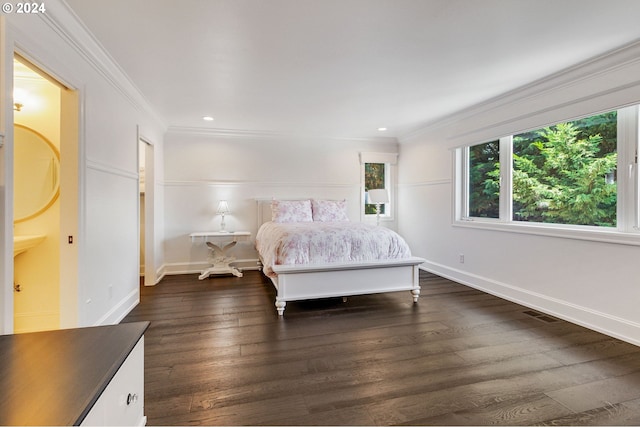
[256,221,412,277]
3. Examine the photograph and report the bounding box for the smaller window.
[365,162,388,215]
[467,140,500,219]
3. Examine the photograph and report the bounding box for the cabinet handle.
[126,393,138,405]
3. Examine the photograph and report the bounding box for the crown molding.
[22,0,167,131]
[166,125,399,144]
[167,126,292,139]
[400,37,640,145]
[164,179,359,189]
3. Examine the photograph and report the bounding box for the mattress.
[256,221,412,277]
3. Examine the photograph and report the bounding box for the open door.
[58,85,79,329]
[0,16,13,334]
[139,135,156,286]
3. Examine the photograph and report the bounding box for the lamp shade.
[367,189,389,204]
[216,200,230,214]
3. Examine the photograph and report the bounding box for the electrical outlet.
[459,253,465,263]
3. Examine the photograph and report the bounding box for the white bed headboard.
[256,198,274,228]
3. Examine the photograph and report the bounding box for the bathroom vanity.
[0,321,149,426]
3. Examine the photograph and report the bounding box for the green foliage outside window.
[513,112,617,226]
[468,140,500,218]
[365,163,386,215]
[469,111,618,227]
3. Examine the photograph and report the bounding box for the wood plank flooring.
[122,270,640,425]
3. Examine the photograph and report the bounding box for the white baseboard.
[420,260,640,347]
[94,288,140,326]
[152,265,167,285]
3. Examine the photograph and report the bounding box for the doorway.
[12,54,79,332]
[139,136,155,286]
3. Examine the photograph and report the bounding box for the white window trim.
[454,106,640,246]
[360,152,397,223]
[617,105,640,233]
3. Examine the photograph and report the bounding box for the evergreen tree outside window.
[468,140,500,218]
[365,163,386,215]
[457,106,639,241]
[512,112,617,227]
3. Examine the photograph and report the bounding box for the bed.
[255,199,425,315]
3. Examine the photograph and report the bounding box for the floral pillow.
[311,199,349,222]
[271,199,313,223]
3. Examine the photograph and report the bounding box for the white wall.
[0,2,165,332]
[398,40,640,346]
[162,129,398,275]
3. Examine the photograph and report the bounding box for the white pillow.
[311,199,349,222]
[271,199,313,223]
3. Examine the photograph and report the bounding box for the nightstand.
[189,231,251,279]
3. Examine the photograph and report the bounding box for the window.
[360,152,397,220]
[365,162,387,215]
[456,106,639,241]
[512,112,617,227]
[467,140,500,219]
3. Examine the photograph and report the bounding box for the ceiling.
[63,0,640,140]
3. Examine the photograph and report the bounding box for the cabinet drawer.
[82,337,145,426]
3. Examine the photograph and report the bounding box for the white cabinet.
[0,321,148,426]
[81,337,145,426]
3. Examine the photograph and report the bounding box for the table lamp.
[216,200,230,232]
[367,189,389,226]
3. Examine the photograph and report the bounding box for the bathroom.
[12,56,62,333]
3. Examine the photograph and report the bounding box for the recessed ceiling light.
[377,127,387,132]
[203,116,214,121]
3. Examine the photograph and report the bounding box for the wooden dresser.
[0,321,149,426]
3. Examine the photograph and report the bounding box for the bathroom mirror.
[14,124,60,222]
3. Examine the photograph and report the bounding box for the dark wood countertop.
[0,321,149,426]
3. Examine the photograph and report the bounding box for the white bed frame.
[256,200,425,316]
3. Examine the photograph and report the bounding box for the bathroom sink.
[14,235,46,257]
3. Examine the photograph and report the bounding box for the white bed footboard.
[270,256,425,315]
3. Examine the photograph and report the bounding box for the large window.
[512,112,617,227]
[457,106,639,239]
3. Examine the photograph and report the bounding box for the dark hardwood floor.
[123,270,640,425]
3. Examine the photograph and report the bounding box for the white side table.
[189,231,251,280]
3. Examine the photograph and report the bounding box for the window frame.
[364,162,390,216]
[461,137,511,223]
[360,152,397,223]
[454,105,640,245]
